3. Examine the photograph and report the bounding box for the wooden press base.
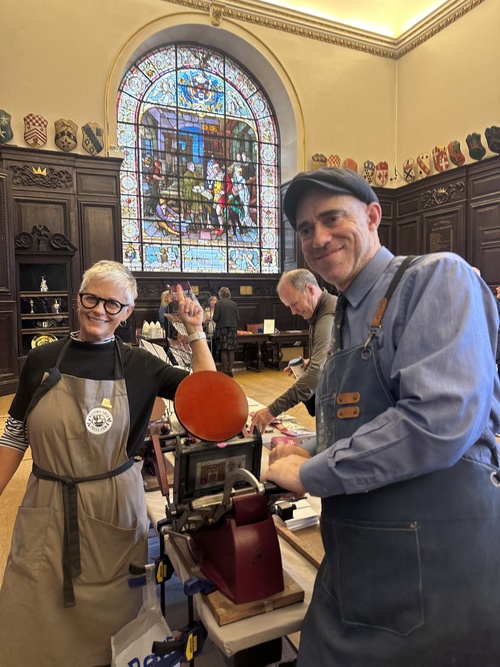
[273,518,325,570]
[167,534,304,626]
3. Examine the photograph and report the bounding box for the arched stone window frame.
[106,17,304,274]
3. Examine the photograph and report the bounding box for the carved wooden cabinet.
[0,145,122,393]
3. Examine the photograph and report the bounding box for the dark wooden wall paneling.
[0,169,18,394]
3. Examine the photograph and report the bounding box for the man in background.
[250,269,336,433]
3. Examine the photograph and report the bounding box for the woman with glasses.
[0,260,215,666]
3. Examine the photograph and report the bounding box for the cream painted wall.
[0,0,495,186]
[0,0,395,181]
[396,0,500,183]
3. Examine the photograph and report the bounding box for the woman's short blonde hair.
[79,260,137,303]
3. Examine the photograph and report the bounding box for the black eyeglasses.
[79,292,130,315]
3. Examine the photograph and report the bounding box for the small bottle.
[289,356,306,379]
[155,321,163,338]
[142,321,150,337]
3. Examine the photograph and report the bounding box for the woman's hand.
[175,284,216,372]
[176,284,203,334]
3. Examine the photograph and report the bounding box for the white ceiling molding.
[160,0,486,59]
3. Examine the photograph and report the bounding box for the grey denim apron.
[298,264,500,667]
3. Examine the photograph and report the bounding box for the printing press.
[143,371,295,606]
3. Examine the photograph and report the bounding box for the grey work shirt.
[268,289,337,417]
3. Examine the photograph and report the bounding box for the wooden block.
[168,534,304,626]
[206,569,304,626]
[274,518,325,569]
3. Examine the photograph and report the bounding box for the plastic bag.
[111,563,180,667]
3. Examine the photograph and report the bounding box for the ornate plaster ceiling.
[257,0,456,38]
[164,0,486,58]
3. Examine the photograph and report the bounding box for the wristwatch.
[186,331,207,343]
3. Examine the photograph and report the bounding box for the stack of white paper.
[282,498,319,532]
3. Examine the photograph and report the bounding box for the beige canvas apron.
[0,342,148,666]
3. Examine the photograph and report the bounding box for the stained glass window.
[116,43,280,274]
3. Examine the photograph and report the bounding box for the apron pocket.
[79,514,146,584]
[323,516,424,636]
[8,507,51,582]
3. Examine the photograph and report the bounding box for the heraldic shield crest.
[55,118,78,152]
[485,126,500,154]
[432,145,449,173]
[362,160,376,184]
[82,122,104,155]
[403,158,416,183]
[375,161,389,187]
[24,114,48,148]
[0,110,14,144]
[447,140,466,167]
[466,132,486,161]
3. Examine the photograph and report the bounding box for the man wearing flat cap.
[263,167,500,665]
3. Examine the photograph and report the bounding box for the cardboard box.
[281,346,304,362]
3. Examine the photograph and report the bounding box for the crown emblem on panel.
[447,140,466,167]
[375,161,389,187]
[81,122,104,155]
[485,126,500,154]
[0,109,13,144]
[23,113,48,148]
[54,118,78,152]
[466,132,486,160]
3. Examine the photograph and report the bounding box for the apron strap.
[23,338,72,427]
[32,458,135,607]
[363,256,415,350]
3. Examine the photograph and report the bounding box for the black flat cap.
[283,167,379,229]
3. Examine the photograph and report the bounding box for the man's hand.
[261,454,307,496]
[250,406,274,434]
[269,443,311,465]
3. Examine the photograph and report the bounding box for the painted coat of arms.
[55,118,78,152]
[362,160,375,184]
[375,161,389,187]
[81,122,104,155]
[417,152,431,178]
[466,132,486,161]
[343,158,358,172]
[485,126,500,154]
[432,145,449,172]
[447,140,466,167]
[327,154,341,168]
[24,114,48,148]
[403,158,416,183]
[0,110,14,144]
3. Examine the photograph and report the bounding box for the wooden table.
[237,333,271,371]
[268,330,309,370]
